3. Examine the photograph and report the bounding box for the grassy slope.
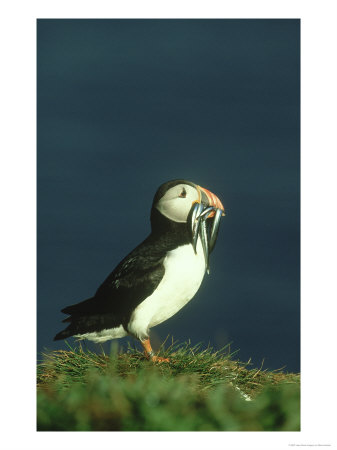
[37,340,300,431]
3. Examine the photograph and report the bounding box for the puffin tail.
[54,296,96,340]
[53,327,75,341]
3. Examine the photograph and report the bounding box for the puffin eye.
[178,187,187,198]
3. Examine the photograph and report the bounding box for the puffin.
[54,179,225,362]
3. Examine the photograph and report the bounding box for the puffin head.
[151,179,225,273]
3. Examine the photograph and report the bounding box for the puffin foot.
[151,355,170,363]
[141,338,169,363]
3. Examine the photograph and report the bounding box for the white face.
[155,183,200,223]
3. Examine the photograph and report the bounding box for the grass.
[37,339,300,431]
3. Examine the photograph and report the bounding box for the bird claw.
[141,338,170,363]
[151,355,170,363]
[143,351,170,363]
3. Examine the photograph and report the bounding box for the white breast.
[128,239,206,339]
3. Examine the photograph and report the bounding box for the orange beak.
[197,185,225,217]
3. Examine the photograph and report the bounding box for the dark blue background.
[37,19,300,372]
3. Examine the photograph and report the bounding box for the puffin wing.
[54,248,165,340]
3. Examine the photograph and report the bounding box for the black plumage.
[54,179,225,361]
[54,208,191,341]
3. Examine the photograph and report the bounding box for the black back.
[54,207,191,340]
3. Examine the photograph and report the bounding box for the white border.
[1,1,336,449]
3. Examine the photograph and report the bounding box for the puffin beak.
[190,185,225,274]
[198,186,225,217]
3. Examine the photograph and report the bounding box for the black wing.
[54,239,165,340]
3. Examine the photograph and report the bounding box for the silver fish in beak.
[190,185,225,274]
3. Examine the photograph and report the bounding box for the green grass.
[37,339,300,431]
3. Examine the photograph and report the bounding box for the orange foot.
[140,338,170,363]
[151,355,170,363]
